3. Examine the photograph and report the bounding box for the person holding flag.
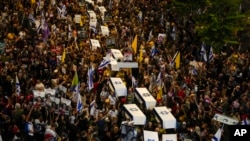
[71,66,83,112]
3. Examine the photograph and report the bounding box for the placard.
[162,134,177,141]
[33,90,45,98]
[123,52,133,62]
[106,38,116,48]
[85,0,94,5]
[90,39,101,50]
[121,124,137,141]
[61,97,71,106]
[143,130,159,141]
[87,11,96,19]
[158,33,167,44]
[59,85,67,93]
[89,18,97,27]
[74,14,81,23]
[101,26,109,36]
[78,27,88,40]
[213,113,239,125]
[45,88,56,96]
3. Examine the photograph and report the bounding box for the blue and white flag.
[132,76,137,88]
[156,72,162,86]
[90,26,98,33]
[160,13,164,26]
[57,4,67,19]
[28,14,36,24]
[209,46,214,61]
[109,0,113,9]
[76,84,83,112]
[242,118,250,125]
[16,75,21,95]
[148,29,153,41]
[200,43,207,62]
[138,11,143,22]
[98,59,110,70]
[88,67,94,91]
[212,128,222,141]
[150,46,157,57]
[192,67,198,75]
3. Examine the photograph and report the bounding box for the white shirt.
[108,109,118,118]
[27,122,34,136]
[108,95,116,105]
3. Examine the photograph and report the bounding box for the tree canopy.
[172,0,248,52]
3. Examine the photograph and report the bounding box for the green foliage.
[172,0,246,52]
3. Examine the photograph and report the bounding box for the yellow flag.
[132,35,138,54]
[80,16,83,26]
[175,52,180,69]
[31,0,36,4]
[61,48,66,63]
[156,86,162,101]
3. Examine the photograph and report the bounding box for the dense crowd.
[0,0,249,141]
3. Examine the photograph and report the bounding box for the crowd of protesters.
[0,0,249,141]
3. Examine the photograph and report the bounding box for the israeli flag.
[16,75,21,95]
[200,43,207,62]
[148,29,153,41]
[132,76,137,88]
[88,67,94,91]
[90,26,98,34]
[57,4,67,19]
[242,118,250,125]
[98,59,110,70]
[138,11,142,22]
[76,84,83,112]
[150,46,157,57]
[212,128,222,141]
[156,72,161,86]
[209,46,214,61]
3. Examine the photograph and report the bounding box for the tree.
[172,0,247,52]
